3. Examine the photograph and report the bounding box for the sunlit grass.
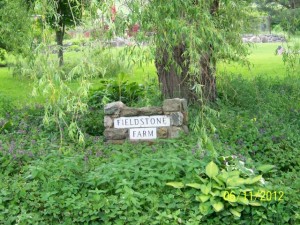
[0,68,40,105]
[1,41,299,105]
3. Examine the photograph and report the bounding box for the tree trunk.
[155,43,191,100]
[155,1,219,102]
[155,44,217,102]
[56,24,65,67]
[200,51,217,102]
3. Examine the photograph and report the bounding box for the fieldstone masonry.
[104,98,188,143]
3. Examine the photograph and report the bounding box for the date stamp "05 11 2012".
[223,190,284,202]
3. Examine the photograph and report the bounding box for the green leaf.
[210,190,221,197]
[196,194,210,203]
[166,182,184,188]
[212,202,224,212]
[186,183,201,189]
[226,176,245,187]
[213,176,224,186]
[206,161,219,178]
[227,171,240,177]
[199,202,212,216]
[237,196,249,205]
[257,164,276,173]
[249,201,262,206]
[230,208,241,218]
[201,183,211,195]
[245,175,262,184]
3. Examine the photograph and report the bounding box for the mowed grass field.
[219,43,287,78]
[0,42,296,105]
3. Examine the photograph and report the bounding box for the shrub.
[84,78,160,136]
[0,48,7,63]
[88,79,146,108]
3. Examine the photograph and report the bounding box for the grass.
[218,43,287,78]
[0,68,37,104]
[0,42,298,105]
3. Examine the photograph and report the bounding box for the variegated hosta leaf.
[206,161,219,178]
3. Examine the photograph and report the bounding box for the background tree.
[116,0,253,102]
[255,0,300,33]
[50,0,83,66]
[32,0,84,66]
[0,0,33,57]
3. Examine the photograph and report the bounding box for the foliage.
[0,94,15,117]
[0,48,7,63]
[0,0,33,54]
[255,0,300,33]
[31,0,86,65]
[88,78,156,108]
[166,160,289,224]
[0,135,297,224]
[16,42,135,143]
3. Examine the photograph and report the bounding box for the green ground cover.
[0,42,299,224]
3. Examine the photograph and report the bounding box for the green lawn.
[218,43,287,78]
[0,68,37,104]
[0,42,297,104]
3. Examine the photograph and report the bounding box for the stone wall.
[104,98,188,143]
[242,34,286,43]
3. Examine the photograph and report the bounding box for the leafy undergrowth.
[0,73,300,224]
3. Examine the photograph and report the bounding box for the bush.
[88,79,146,108]
[0,48,7,63]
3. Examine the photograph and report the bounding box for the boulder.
[104,101,125,115]
[139,106,163,116]
[104,128,128,140]
[104,116,113,128]
[168,127,183,138]
[157,127,168,138]
[121,107,140,117]
[170,112,184,126]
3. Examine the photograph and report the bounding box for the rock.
[182,125,189,134]
[104,101,125,115]
[163,98,182,112]
[121,107,140,117]
[170,112,184,126]
[182,112,188,124]
[242,37,248,43]
[104,116,113,128]
[261,36,268,43]
[250,36,260,43]
[139,106,163,116]
[157,127,168,138]
[180,99,188,111]
[104,128,128,140]
[168,127,183,138]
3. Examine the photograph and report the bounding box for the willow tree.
[114,0,253,102]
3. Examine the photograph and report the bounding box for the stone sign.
[114,116,170,128]
[104,98,189,143]
[130,128,157,140]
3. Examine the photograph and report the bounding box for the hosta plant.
[167,161,271,219]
